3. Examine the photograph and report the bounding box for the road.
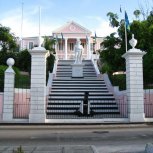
[0,124,153,153]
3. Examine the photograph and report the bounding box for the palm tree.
[107,12,119,27]
[133,10,141,20]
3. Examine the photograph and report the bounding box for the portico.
[53,21,92,60]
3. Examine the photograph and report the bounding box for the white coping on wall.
[91,55,100,75]
[14,88,30,93]
[46,73,54,96]
[45,118,129,123]
[1,119,29,123]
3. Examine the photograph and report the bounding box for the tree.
[101,10,153,85]
[0,24,17,52]
[100,33,124,73]
[133,10,141,20]
[106,12,119,27]
[44,36,56,53]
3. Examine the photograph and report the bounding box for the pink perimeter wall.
[13,89,30,119]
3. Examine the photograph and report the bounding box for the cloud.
[0,4,58,37]
[94,20,117,37]
[85,16,117,37]
[1,6,116,38]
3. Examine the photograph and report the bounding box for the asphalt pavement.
[0,124,152,153]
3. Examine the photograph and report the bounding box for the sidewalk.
[0,145,95,153]
[0,123,151,130]
[0,145,146,153]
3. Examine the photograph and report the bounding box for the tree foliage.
[133,10,141,20]
[106,12,119,27]
[100,9,153,84]
[0,24,17,52]
[44,36,56,53]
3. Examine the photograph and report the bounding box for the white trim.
[145,118,153,122]
[45,118,129,123]
[53,21,92,34]
[1,119,29,123]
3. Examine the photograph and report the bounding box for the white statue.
[74,39,84,64]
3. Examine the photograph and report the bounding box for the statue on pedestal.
[74,39,84,64]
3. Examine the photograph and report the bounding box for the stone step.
[52,82,106,87]
[51,86,107,89]
[47,100,116,103]
[57,65,94,67]
[46,109,119,113]
[56,74,97,77]
[50,88,109,92]
[55,77,99,79]
[56,70,96,73]
[90,109,120,113]
[50,90,109,93]
[53,79,104,81]
[47,104,118,110]
[58,60,92,62]
[48,96,115,100]
[49,93,113,96]
[56,72,96,75]
[52,80,105,83]
[47,105,80,108]
[47,110,78,113]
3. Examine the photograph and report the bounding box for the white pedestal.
[71,64,84,77]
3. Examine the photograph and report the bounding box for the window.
[70,43,74,51]
[29,42,33,49]
[59,42,63,51]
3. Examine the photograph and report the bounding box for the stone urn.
[129,34,137,49]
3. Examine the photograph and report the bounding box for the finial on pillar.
[6,58,15,73]
[7,58,15,68]
[129,34,137,49]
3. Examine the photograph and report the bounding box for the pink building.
[53,21,92,60]
[20,21,103,59]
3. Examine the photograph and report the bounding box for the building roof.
[53,21,92,34]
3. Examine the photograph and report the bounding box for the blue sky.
[0,0,151,37]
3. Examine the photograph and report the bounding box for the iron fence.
[13,73,30,119]
[46,99,128,119]
[144,87,153,118]
[13,103,30,119]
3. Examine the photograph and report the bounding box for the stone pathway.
[0,145,95,153]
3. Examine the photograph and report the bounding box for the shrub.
[13,146,25,153]
[17,49,31,73]
[0,51,18,67]
[0,49,31,73]
[0,65,21,92]
[109,74,126,91]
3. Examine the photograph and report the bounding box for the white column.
[29,46,48,123]
[65,38,68,60]
[3,58,15,121]
[87,37,91,59]
[122,35,146,122]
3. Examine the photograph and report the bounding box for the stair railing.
[91,54,100,76]
[53,53,58,76]
[46,53,58,96]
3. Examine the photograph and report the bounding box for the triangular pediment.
[53,21,91,34]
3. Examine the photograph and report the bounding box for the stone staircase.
[46,60,120,119]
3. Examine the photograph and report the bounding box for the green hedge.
[0,50,55,89]
[109,74,126,91]
[0,50,31,73]
[0,65,30,91]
